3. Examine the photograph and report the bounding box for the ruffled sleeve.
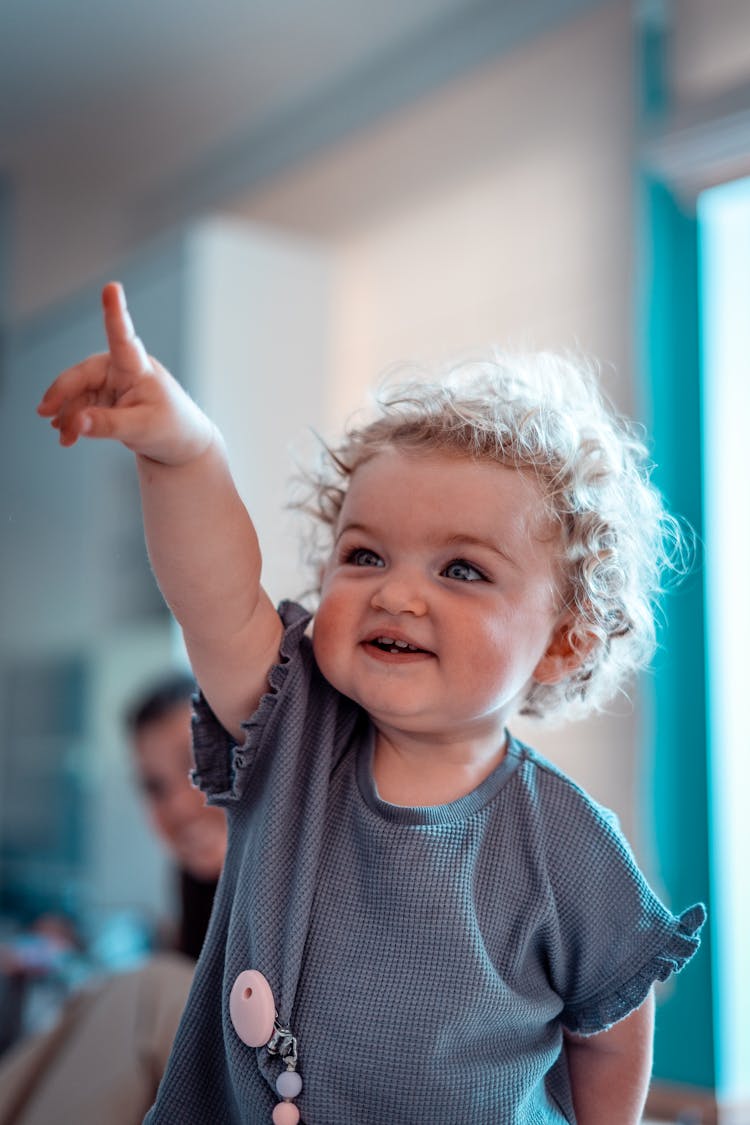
[562,901,706,1036]
[190,600,315,803]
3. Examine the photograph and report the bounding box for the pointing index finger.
[101,282,148,371]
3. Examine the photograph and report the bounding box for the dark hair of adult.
[124,671,196,735]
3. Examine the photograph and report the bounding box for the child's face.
[312,447,570,746]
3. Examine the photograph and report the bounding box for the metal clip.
[267,1017,298,1070]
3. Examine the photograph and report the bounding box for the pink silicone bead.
[229,970,275,1047]
[272,1102,300,1124]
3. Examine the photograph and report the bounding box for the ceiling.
[1,0,607,228]
[1,0,477,146]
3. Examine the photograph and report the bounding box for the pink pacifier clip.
[230,970,303,1123]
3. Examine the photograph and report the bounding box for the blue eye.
[346,547,384,568]
[442,559,485,582]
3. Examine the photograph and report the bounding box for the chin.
[363,699,432,728]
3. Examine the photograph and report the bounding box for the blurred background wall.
[2,0,749,1118]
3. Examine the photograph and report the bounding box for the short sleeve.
[537,763,706,1036]
[189,600,315,804]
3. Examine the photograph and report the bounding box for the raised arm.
[38,283,282,739]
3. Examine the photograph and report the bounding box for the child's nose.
[370,571,428,616]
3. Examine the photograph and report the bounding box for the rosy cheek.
[311,606,336,673]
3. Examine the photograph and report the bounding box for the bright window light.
[698,175,750,1103]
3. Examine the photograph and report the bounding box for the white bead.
[272,1102,300,1124]
[276,1070,303,1099]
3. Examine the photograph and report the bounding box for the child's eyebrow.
[443,533,520,569]
[333,521,376,546]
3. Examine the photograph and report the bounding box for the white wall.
[330,13,634,416]
[182,219,332,607]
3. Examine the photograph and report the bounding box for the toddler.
[38,283,705,1125]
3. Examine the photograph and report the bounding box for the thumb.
[80,402,152,447]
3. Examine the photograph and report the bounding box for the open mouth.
[366,636,430,656]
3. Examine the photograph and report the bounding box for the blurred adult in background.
[126,673,227,959]
[0,673,227,1125]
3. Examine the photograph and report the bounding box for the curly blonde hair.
[295,353,688,721]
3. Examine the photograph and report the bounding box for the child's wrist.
[136,416,219,469]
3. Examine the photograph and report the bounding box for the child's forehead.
[347,443,533,491]
[340,445,557,539]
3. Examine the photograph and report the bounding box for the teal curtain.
[635,13,714,1090]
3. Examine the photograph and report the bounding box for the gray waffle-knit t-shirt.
[144,601,705,1124]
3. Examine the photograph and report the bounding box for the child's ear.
[532,621,597,685]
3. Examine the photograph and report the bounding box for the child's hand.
[37,282,214,465]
